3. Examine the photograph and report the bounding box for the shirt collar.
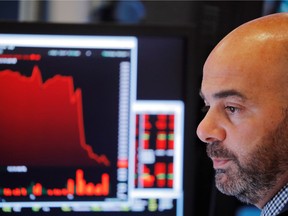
[261,183,288,216]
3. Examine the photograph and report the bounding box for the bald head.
[203,12,288,103]
[217,12,288,43]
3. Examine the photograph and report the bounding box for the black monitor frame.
[0,21,201,216]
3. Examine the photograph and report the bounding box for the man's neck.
[260,183,288,216]
[257,174,288,209]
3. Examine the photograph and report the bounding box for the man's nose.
[196,109,226,144]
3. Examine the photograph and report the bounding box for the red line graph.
[0,66,110,166]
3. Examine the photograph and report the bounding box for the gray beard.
[207,110,288,205]
[214,160,277,204]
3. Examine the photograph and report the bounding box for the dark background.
[0,1,280,216]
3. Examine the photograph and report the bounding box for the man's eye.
[225,106,239,113]
[201,105,210,113]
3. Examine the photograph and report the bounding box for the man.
[196,13,288,216]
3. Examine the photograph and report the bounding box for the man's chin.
[215,170,231,194]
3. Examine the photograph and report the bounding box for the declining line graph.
[0,66,110,166]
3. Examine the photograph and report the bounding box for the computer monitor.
[0,22,197,216]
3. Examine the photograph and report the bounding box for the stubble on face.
[206,110,288,205]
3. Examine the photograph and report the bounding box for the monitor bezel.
[0,21,200,216]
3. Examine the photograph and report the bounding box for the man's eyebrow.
[199,89,247,100]
[214,89,246,100]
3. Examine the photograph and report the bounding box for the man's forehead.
[199,88,247,102]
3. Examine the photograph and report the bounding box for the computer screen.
[0,22,195,216]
